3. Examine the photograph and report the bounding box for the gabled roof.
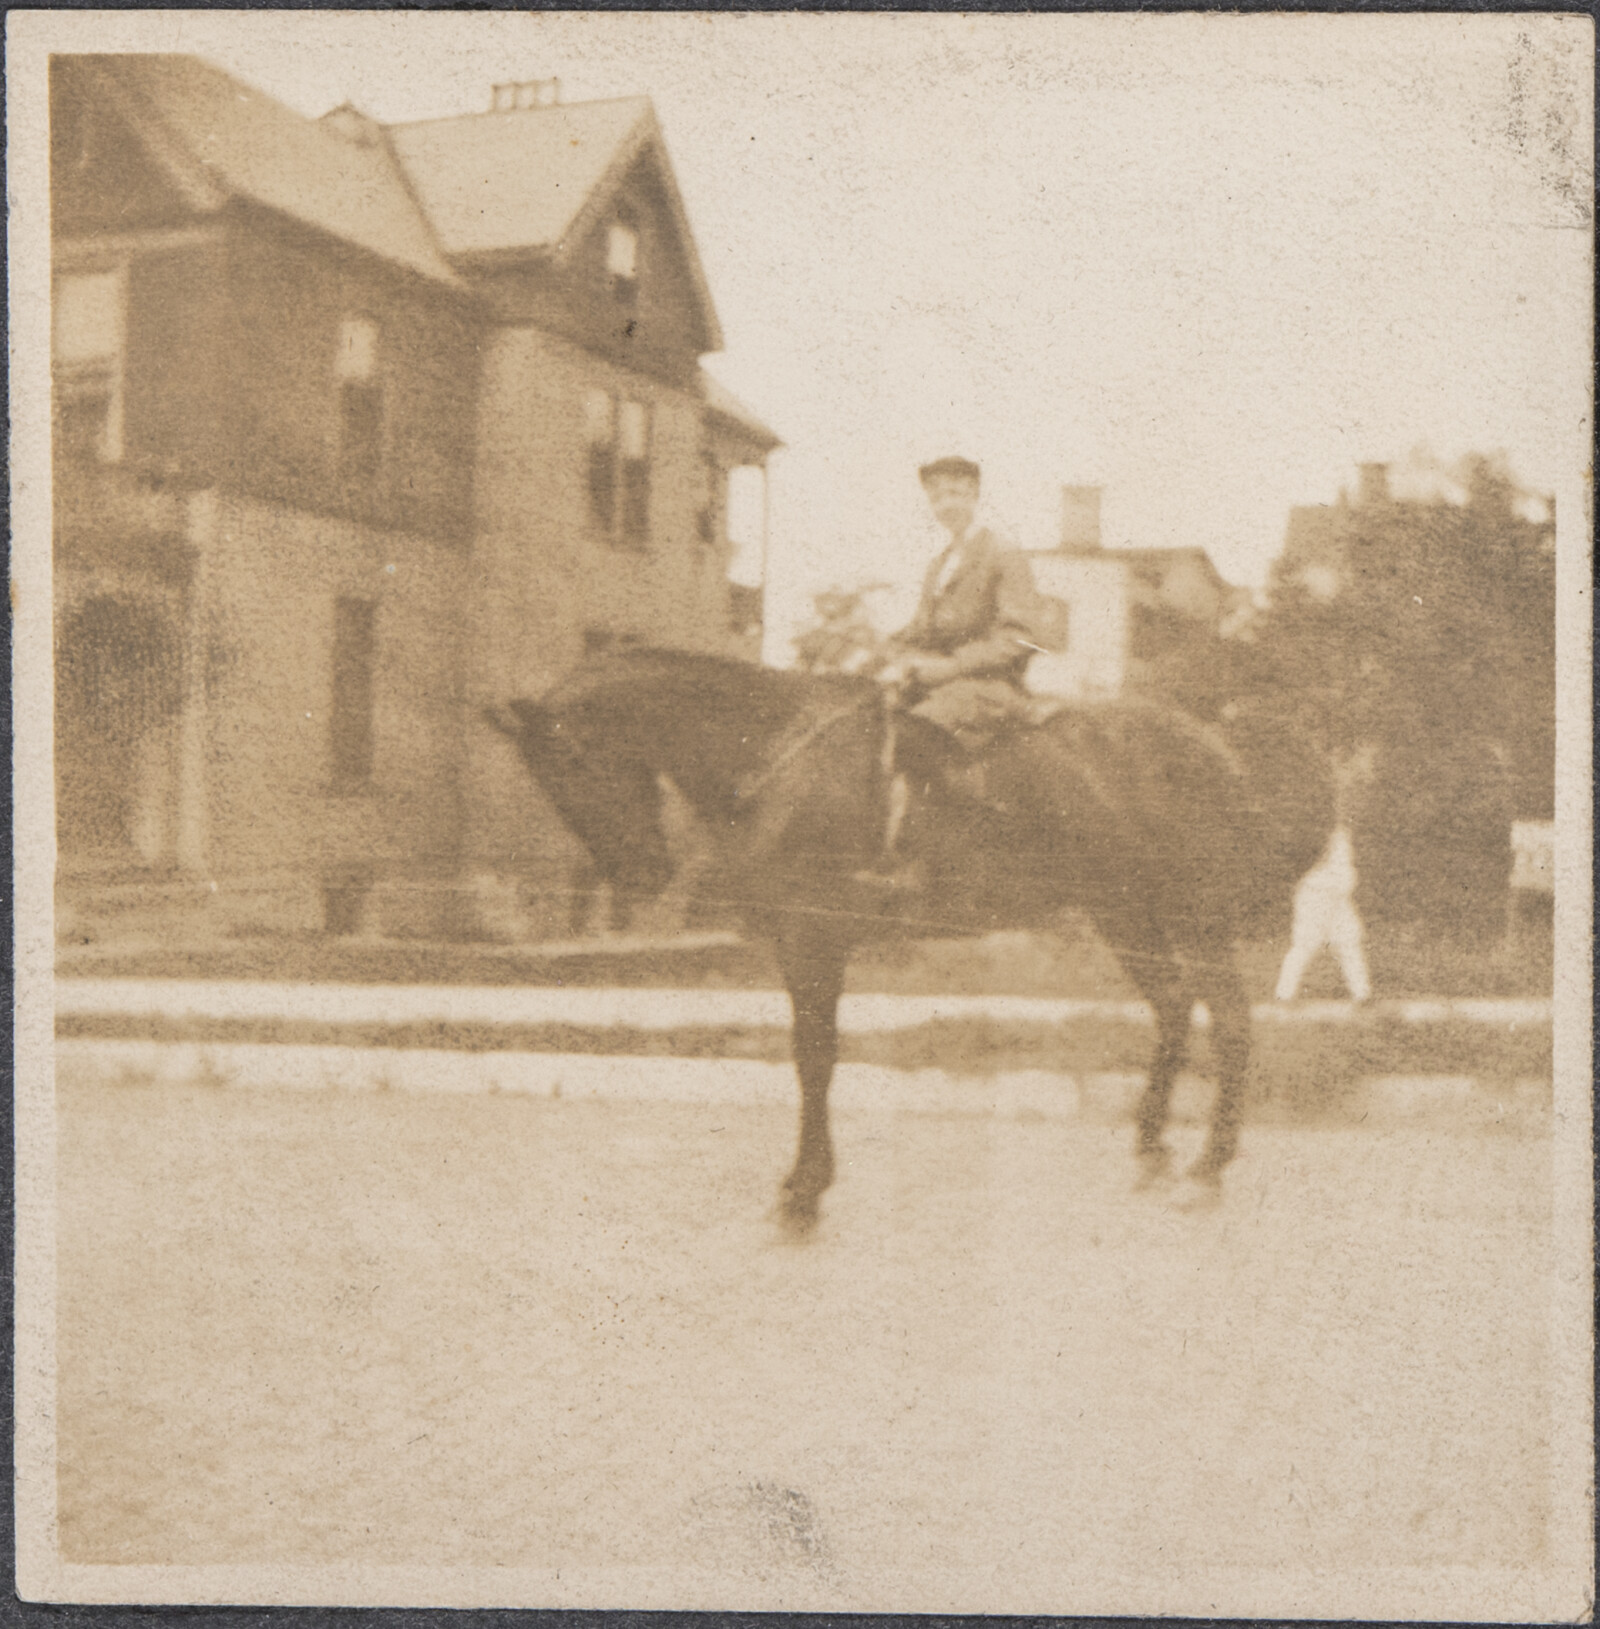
[388,97,723,350]
[387,97,652,258]
[62,55,729,353]
[71,55,461,287]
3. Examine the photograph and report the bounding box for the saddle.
[855,706,1027,894]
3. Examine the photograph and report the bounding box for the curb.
[58,1038,1552,1131]
[55,979,1552,1033]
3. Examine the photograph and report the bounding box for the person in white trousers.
[1275,824,1373,1002]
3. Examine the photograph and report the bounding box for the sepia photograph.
[10,9,1593,1616]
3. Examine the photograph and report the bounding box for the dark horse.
[488,647,1330,1228]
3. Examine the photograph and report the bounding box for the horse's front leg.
[776,939,847,1233]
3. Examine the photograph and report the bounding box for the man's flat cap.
[918,456,981,485]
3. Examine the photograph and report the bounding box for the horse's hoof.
[775,1190,821,1237]
[1172,1170,1223,1212]
[1134,1148,1174,1191]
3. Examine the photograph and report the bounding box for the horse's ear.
[508,698,549,733]
[483,704,524,739]
[485,700,551,740]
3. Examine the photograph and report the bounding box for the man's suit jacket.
[894,525,1064,682]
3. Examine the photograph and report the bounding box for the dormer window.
[336,316,383,483]
[606,217,639,306]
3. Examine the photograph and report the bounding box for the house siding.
[462,325,746,897]
[222,214,481,541]
[122,238,232,476]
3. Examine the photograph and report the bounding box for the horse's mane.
[537,645,874,719]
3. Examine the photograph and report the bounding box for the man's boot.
[852,772,926,894]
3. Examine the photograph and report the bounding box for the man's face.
[922,474,979,539]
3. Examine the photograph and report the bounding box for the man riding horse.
[860,455,1064,890]
[731,455,1064,898]
[487,461,1332,1216]
[884,457,1056,735]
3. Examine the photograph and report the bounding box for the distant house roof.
[1114,546,1231,591]
[700,370,782,452]
[76,54,462,287]
[1034,542,1231,588]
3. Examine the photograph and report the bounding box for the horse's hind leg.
[1098,914,1192,1186]
[1189,946,1251,1187]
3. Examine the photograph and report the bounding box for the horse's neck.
[629,667,804,815]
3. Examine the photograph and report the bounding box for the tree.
[1246,455,1555,939]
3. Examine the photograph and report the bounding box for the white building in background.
[1026,485,1242,700]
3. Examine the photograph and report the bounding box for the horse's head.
[486,697,675,901]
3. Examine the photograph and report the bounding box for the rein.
[734,689,885,806]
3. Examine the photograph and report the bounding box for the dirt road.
[56,1066,1553,1611]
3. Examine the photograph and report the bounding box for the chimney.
[1356,462,1391,506]
[1059,485,1102,552]
[492,79,561,112]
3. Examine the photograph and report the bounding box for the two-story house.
[51,54,779,943]
[1025,484,1242,705]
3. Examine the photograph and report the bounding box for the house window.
[330,597,376,789]
[606,217,639,306]
[584,388,617,532]
[336,316,383,483]
[696,449,726,550]
[583,389,650,548]
[618,399,650,545]
[53,267,124,463]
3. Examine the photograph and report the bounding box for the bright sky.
[34,13,1594,660]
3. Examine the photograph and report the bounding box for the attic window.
[53,267,125,464]
[607,219,639,306]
